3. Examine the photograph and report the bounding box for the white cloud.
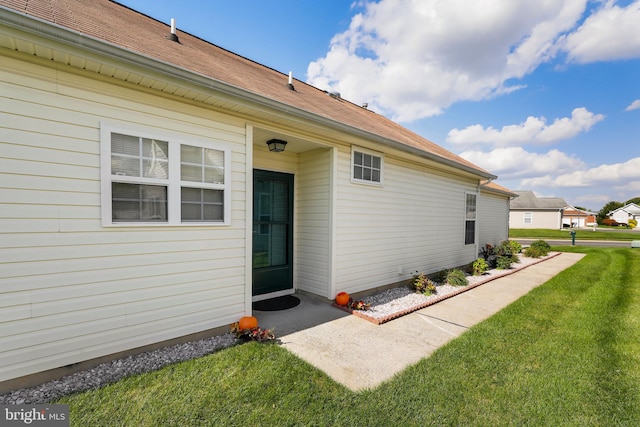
[459,147,585,179]
[571,193,612,208]
[619,180,640,193]
[307,0,588,121]
[462,150,640,210]
[626,99,640,111]
[560,1,640,63]
[447,108,604,147]
[521,157,640,188]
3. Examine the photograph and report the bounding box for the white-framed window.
[524,212,533,224]
[351,146,383,185]
[465,192,477,245]
[100,123,231,226]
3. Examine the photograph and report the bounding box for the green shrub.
[412,272,437,295]
[496,256,512,269]
[495,240,521,265]
[432,270,448,283]
[524,239,551,258]
[629,219,638,228]
[507,240,522,254]
[472,258,488,276]
[480,244,497,268]
[530,239,551,255]
[495,240,513,257]
[524,246,543,258]
[446,269,468,287]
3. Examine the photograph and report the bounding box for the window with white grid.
[101,124,230,226]
[352,146,383,185]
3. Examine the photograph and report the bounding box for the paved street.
[514,226,640,248]
[516,239,633,247]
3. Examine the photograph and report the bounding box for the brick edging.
[332,252,562,325]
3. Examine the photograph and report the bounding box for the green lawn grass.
[58,247,640,426]
[510,228,637,241]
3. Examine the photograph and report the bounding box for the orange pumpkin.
[238,316,258,331]
[335,292,350,306]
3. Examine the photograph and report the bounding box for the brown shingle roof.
[480,180,516,197]
[563,208,591,217]
[1,0,493,177]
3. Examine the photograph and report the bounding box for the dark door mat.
[253,295,300,311]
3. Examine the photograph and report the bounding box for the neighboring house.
[562,206,597,228]
[0,0,512,389]
[608,203,640,228]
[509,191,567,229]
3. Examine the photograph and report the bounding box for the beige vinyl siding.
[478,191,510,247]
[253,143,299,175]
[296,149,332,297]
[253,144,333,297]
[509,210,562,229]
[0,55,247,382]
[334,147,477,295]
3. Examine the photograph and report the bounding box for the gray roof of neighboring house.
[510,191,567,210]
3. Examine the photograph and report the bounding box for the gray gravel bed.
[360,254,550,320]
[361,284,459,320]
[0,333,239,405]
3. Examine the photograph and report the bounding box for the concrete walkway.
[255,252,585,391]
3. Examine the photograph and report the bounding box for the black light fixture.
[266,139,287,152]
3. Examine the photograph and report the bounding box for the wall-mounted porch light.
[266,139,287,152]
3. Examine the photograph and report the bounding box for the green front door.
[252,170,294,296]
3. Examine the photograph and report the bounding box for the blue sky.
[120,0,640,211]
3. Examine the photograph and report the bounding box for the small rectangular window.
[524,212,532,224]
[465,193,477,245]
[352,147,383,184]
